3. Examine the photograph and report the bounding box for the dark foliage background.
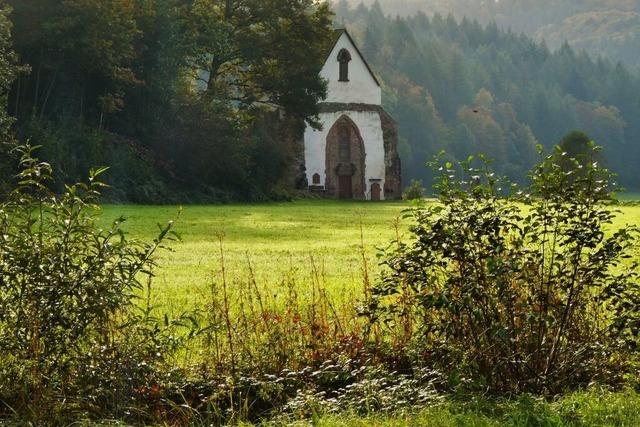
[4,0,332,203]
[2,1,640,200]
[339,0,640,70]
[335,2,640,191]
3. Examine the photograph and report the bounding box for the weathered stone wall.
[276,114,309,192]
[380,110,402,200]
[304,108,388,199]
[303,29,401,200]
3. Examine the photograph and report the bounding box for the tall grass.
[189,228,368,374]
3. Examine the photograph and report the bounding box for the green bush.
[0,142,181,423]
[403,179,427,200]
[21,118,174,203]
[372,149,640,394]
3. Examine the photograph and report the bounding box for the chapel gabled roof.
[326,28,381,87]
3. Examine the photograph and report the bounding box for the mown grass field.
[99,199,640,314]
[267,390,640,426]
[99,201,410,313]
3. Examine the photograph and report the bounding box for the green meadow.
[99,200,640,314]
[99,201,409,313]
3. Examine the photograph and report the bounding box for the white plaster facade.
[303,30,392,200]
[320,32,382,105]
[304,110,386,199]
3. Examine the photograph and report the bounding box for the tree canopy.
[337,3,640,190]
[2,1,640,200]
[5,0,333,202]
[344,0,640,69]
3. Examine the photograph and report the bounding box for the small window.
[312,173,321,185]
[337,49,352,82]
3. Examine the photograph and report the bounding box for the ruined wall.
[304,108,387,199]
[276,114,309,192]
[380,110,402,200]
[302,29,401,200]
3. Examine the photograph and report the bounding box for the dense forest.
[3,0,333,202]
[335,1,640,190]
[344,0,640,69]
[1,1,640,201]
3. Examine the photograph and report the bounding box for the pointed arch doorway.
[325,115,366,199]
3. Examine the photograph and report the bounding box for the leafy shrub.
[403,179,427,200]
[0,142,181,423]
[372,149,640,394]
[21,118,174,203]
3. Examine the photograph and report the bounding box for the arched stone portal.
[325,116,366,199]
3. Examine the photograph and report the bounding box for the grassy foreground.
[95,200,640,426]
[280,390,640,426]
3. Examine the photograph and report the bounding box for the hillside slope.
[335,3,640,189]
[340,0,640,68]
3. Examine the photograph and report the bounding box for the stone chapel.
[303,29,401,200]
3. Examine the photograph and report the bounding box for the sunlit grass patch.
[98,201,410,310]
[98,200,640,314]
